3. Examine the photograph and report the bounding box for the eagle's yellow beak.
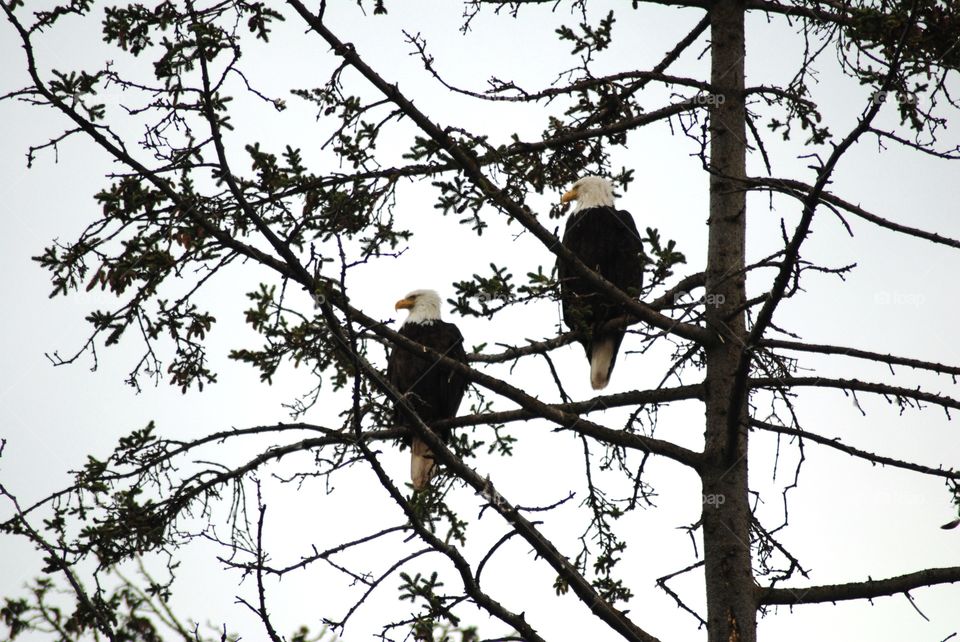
[561,188,578,204]
[395,297,416,311]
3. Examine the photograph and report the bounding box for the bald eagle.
[387,290,468,490]
[556,176,643,389]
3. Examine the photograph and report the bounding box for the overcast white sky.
[1,1,958,641]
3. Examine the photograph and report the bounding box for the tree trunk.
[702,0,756,640]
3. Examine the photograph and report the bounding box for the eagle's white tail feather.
[590,337,616,390]
[410,437,436,491]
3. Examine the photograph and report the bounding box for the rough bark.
[701,0,757,640]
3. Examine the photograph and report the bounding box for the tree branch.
[760,566,960,605]
[469,271,707,363]
[751,419,960,480]
[437,384,704,430]
[750,376,960,413]
[762,339,960,378]
[745,176,960,251]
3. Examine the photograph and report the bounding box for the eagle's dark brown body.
[556,205,643,389]
[387,319,468,489]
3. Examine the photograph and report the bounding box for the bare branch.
[750,376,960,414]
[762,339,960,378]
[760,566,960,605]
[752,419,960,480]
[437,384,704,430]
[745,176,960,251]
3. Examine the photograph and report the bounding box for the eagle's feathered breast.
[557,205,644,337]
[557,204,643,389]
[387,316,468,490]
[387,320,468,430]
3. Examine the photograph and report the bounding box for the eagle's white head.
[561,175,616,212]
[395,289,442,325]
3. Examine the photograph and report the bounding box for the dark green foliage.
[449,263,515,317]
[230,283,357,391]
[846,0,960,73]
[432,176,492,235]
[555,10,616,58]
[102,3,179,55]
[399,571,488,639]
[765,91,830,145]
[642,227,686,287]
[0,570,247,642]
[766,0,960,143]
[0,594,30,639]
